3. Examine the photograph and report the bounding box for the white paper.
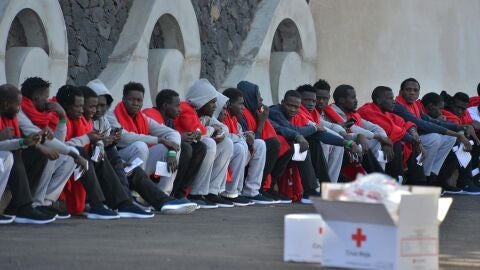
[292,143,308,161]
[377,149,386,163]
[74,164,86,181]
[155,161,172,177]
[0,158,4,173]
[91,145,101,162]
[416,153,423,166]
[472,168,480,177]
[124,157,144,174]
[452,140,474,168]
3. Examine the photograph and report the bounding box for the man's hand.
[166,155,178,173]
[256,105,269,123]
[356,134,369,154]
[376,135,393,147]
[24,132,42,147]
[36,144,59,160]
[87,130,102,144]
[416,143,426,164]
[102,136,115,147]
[458,134,473,151]
[0,127,14,141]
[181,132,196,143]
[465,125,480,145]
[41,127,54,141]
[158,138,180,152]
[315,122,325,132]
[45,102,66,119]
[296,135,309,152]
[408,128,421,144]
[382,144,394,162]
[350,142,363,162]
[71,153,88,171]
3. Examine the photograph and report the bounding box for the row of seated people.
[0,77,478,225]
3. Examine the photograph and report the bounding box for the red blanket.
[142,108,165,124]
[442,109,473,125]
[21,97,59,131]
[224,111,239,134]
[396,96,421,118]
[469,96,480,107]
[114,102,149,135]
[0,116,21,137]
[323,104,363,127]
[174,102,207,134]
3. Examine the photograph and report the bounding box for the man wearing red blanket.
[107,82,181,196]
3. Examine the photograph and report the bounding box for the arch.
[222,0,317,105]
[98,0,201,106]
[0,0,68,94]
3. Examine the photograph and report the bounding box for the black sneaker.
[264,190,292,204]
[84,205,120,220]
[245,194,275,205]
[37,205,71,220]
[187,195,218,209]
[0,214,14,224]
[117,203,155,219]
[160,198,197,214]
[458,184,480,195]
[205,194,234,208]
[222,196,251,207]
[14,206,56,224]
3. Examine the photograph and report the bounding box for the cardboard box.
[311,183,452,270]
[283,214,324,263]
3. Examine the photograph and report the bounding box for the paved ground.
[0,195,479,270]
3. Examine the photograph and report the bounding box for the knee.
[254,139,266,152]
[180,142,193,159]
[132,141,149,156]
[202,137,217,156]
[3,152,14,171]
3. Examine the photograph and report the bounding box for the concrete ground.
[0,195,479,270]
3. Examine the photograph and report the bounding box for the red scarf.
[224,111,239,134]
[442,109,473,125]
[357,102,414,166]
[289,111,310,127]
[298,105,321,124]
[66,115,93,142]
[396,96,421,118]
[174,102,207,134]
[323,104,363,128]
[469,96,480,107]
[114,102,149,135]
[142,108,165,124]
[21,97,59,131]
[0,116,21,137]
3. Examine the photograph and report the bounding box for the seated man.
[357,86,425,182]
[328,85,391,174]
[421,92,480,193]
[107,82,180,196]
[174,79,234,208]
[222,88,274,205]
[142,89,207,201]
[57,85,152,219]
[394,78,467,190]
[0,84,57,224]
[82,84,196,214]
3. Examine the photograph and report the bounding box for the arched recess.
[98,0,201,107]
[222,0,317,105]
[0,0,68,95]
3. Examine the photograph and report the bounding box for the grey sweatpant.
[0,151,14,198]
[420,133,456,176]
[321,128,344,183]
[190,137,233,195]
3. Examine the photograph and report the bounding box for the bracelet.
[344,140,354,148]
[19,138,25,146]
[58,118,67,124]
[167,150,177,157]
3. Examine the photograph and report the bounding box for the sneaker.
[222,196,251,207]
[187,195,218,209]
[160,199,197,214]
[301,192,321,204]
[264,190,292,204]
[132,198,154,213]
[36,205,71,220]
[117,203,155,219]
[84,205,120,220]
[245,194,275,205]
[14,206,56,224]
[0,214,14,224]
[458,184,480,195]
[205,194,234,208]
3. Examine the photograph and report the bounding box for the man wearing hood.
[107,82,181,196]
[174,79,234,208]
[85,81,197,214]
[236,81,293,203]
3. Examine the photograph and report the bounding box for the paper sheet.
[155,161,172,177]
[91,145,101,162]
[73,163,87,181]
[377,150,386,163]
[292,143,308,161]
[472,168,480,177]
[452,141,474,168]
[416,153,423,166]
[0,158,4,173]
[124,158,144,174]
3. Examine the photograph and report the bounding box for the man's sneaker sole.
[0,218,14,224]
[300,198,313,204]
[276,199,292,204]
[117,212,154,219]
[232,202,251,207]
[14,217,56,224]
[55,214,71,220]
[161,204,197,214]
[84,213,120,220]
[457,190,480,195]
[250,199,275,205]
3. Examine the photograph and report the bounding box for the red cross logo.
[318,227,323,234]
[351,228,367,248]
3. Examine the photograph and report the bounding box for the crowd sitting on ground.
[1,76,479,225]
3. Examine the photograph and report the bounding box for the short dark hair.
[222,88,243,102]
[477,82,480,96]
[79,86,98,99]
[155,89,179,108]
[333,84,354,103]
[313,79,330,91]
[400,78,420,90]
[123,82,145,97]
[56,85,83,107]
[20,77,51,99]
[453,92,470,103]
[371,86,393,103]
[296,84,316,94]
[0,84,21,103]
[283,90,301,100]
[421,92,443,107]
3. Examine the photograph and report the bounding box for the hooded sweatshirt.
[87,79,113,134]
